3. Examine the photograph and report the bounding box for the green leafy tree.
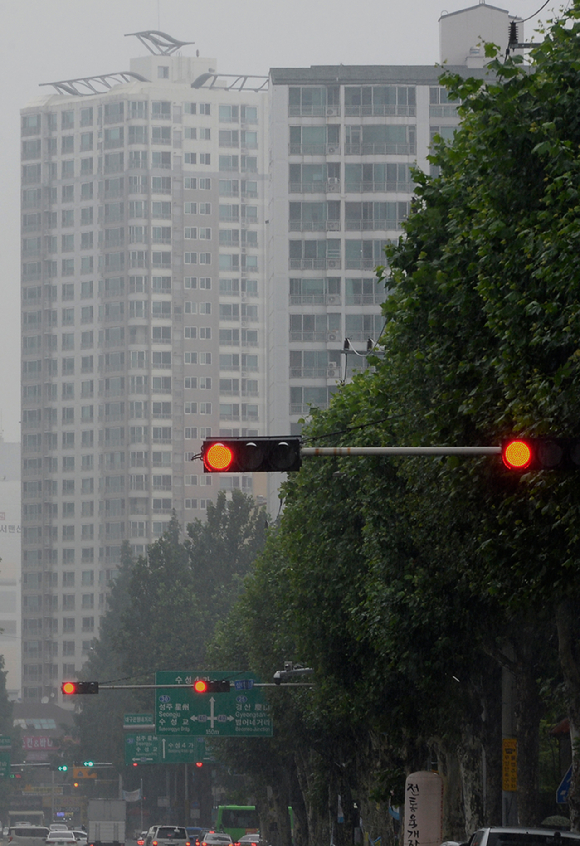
[368,2,580,828]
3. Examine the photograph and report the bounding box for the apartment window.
[345,85,416,116]
[152,126,172,144]
[289,125,339,156]
[152,152,171,169]
[80,132,93,151]
[104,102,124,123]
[128,125,148,145]
[129,101,147,119]
[152,177,171,193]
[288,85,339,116]
[152,101,171,118]
[81,182,94,200]
[22,138,41,160]
[152,201,171,219]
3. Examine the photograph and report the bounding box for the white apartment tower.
[20,32,268,703]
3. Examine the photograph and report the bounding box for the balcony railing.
[345,143,416,156]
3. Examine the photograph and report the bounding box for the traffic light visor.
[203,442,234,472]
[503,439,533,470]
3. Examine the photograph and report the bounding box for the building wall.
[265,65,475,513]
[0,441,22,700]
[20,50,268,703]
[439,3,523,68]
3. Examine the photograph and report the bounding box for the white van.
[8,826,50,846]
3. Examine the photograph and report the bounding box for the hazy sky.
[0,0,564,442]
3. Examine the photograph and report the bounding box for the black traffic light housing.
[193,679,231,693]
[62,681,99,695]
[502,437,580,472]
[202,437,302,473]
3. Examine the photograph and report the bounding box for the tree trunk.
[514,641,543,826]
[556,598,580,832]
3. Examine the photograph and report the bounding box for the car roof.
[478,829,579,836]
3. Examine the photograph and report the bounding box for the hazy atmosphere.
[0,0,563,442]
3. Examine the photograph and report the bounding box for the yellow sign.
[72,767,97,779]
[502,738,517,792]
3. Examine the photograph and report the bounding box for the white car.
[466,829,580,846]
[45,834,76,846]
[201,836,233,846]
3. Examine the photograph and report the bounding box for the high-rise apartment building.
[263,3,520,512]
[20,6,522,703]
[20,33,268,703]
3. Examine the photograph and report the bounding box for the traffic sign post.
[155,671,273,738]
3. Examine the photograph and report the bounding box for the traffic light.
[202,437,301,473]
[502,438,580,471]
[83,761,94,767]
[57,765,68,772]
[61,681,99,695]
[193,679,231,693]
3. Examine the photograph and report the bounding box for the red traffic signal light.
[502,439,533,470]
[62,681,99,695]
[193,678,231,694]
[502,438,580,471]
[202,437,301,473]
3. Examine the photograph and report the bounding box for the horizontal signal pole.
[96,682,309,690]
[301,446,501,457]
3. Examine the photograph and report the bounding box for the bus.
[215,806,293,843]
[8,812,45,826]
[215,807,259,842]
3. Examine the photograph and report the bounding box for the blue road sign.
[557,765,572,803]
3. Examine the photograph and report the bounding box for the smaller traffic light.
[202,437,301,473]
[62,681,99,695]
[502,437,580,472]
[57,765,68,772]
[83,761,94,767]
[193,679,231,694]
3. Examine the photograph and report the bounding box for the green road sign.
[125,734,215,765]
[0,752,10,778]
[0,736,11,749]
[155,671,273,738]
[124,713,155,729]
